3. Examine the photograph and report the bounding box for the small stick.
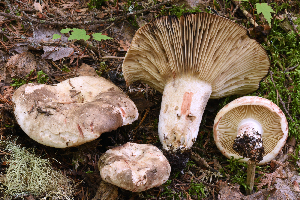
[101,56,125,59]
[246,160,256,195]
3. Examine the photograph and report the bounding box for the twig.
[0,94,13,106]
[284,64,299,73]
[133,108,150,133]
[285,9,300,37]
[232,4,239,16]
[230,0,258,27]
[191,152,218,172]
[101,56,125,59]
[269,71,297,126]
[0,39,8,52]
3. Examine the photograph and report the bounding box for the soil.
[0,0,299,199]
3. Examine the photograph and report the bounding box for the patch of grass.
[220,157,248,191]
[159,4,203,18]
[189,180,208,199]
[0,140,74,199]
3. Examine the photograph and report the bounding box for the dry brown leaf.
[33,2,43,13]
[61,2,79,9]
[293,181,300,192]
[119,40,130,51]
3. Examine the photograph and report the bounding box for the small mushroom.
[98,142,171,192]
[12,76,138,148]
[122,13,270,152]
[213,96,288,194]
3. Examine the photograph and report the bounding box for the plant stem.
[246,160,256,195]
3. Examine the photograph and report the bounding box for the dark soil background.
[0,0,300,199]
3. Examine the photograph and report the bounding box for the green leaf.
[256,3,275,25]
[92,33,112,41]
[52,34,61,40]
[60,28,72,33]
[68,28,90,41]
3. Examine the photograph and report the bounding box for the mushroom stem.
[233,119,264,162]
[246,160,256,195]
[233,119,265,195]
[158,76,212,151]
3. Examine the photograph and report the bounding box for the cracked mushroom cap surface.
[213,96,288,165]
[122,12,270,98]
[98,142,171,192]
[12,76,138,148]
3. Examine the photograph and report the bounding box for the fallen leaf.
[42,46,74,61]
[119,40,131,51]
[293,181,300,192]
[33,2,43,13]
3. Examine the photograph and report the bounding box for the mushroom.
[213,96,288,194]
[12,76,138,148]
[98,142,171,192]
[122,13,270,152]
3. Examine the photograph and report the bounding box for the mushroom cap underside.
[213,96,288,165]
[12,76,138,148]
[98,142,171,192]
[122,12,270,98]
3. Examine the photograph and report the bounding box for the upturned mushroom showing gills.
[98,142,171,192]
[122,13,270,152]
[213,96,288,193]
[12,76,138,148]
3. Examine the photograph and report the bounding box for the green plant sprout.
[188,180,208,199]
[11,70,49,88]
[0,140,74,199]
[10,70,34,88]
[53,28,112,42]
[37,70,49,84]
[61,65,71,72]
[238,0,275,26]
[256,3,275,25]
[220,157,249,191]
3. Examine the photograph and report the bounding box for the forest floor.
[0,0,300,199]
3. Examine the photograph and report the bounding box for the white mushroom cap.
[98,142,171,192]
[12,76,138,148]
[122,13,270,152]
[213,96,288,165]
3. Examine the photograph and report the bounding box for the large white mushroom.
[98,142,171,192]
[12,76,138,148]
[122,13,270,152]
[213,96,288,194]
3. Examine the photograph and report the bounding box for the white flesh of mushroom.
[158,76,212,151]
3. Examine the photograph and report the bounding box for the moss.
[253,17,300,138]
[0,140,74,199]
